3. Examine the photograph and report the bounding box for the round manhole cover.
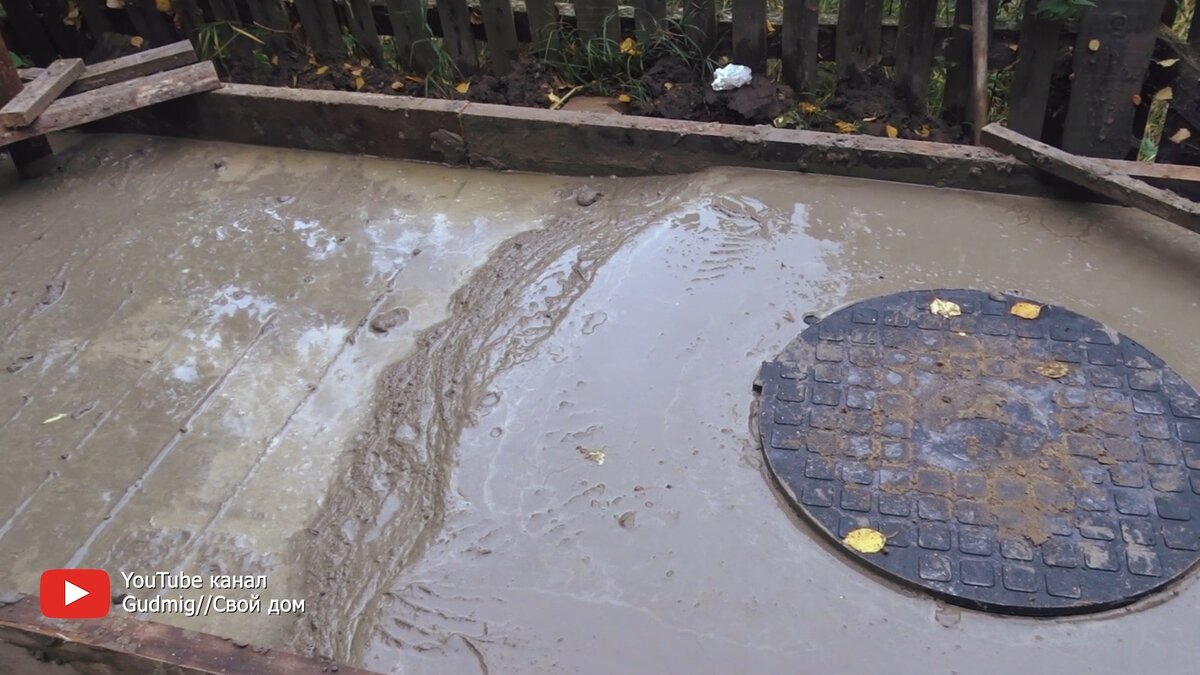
[755,289,1200,615]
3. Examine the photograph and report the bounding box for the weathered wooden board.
[0,32,55,177]
[436,0,480,72]
[21,42,198,97]
[835,0,885,77]
[0,61,220,148]
[1007,0,1062,140]
[893,0,938,111]
[782,0,819,93]
[632,0,667,45]
[292,0,345,59]
[732,0,767,72]
[575,0,621,41]
[683,0,719,53]
[983,123,1200,234]
[480,0,520,74]
[0,58,83,127]
[386,0,439,71]
[1062,0,1167,159]
[346,0,386,65]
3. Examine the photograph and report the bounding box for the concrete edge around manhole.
[0,592,376,674]
[85,83,1194,203]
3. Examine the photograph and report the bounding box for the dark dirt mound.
[633,58,797,125]
[819,65,959,142]
[466,58,556,108]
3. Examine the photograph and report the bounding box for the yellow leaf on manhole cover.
[1010,302,1043,320]
[843,528,886,554]
[929,298,961,318]
[1035,362,1070,379]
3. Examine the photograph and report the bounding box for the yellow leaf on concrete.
[1157,58,1180,67]
[834,120,856,134]
[619,37,640,56]
[1170,127,1192,144]
[42,413,67,424]
[455,81,470,94]
[1035,362,1070,379]
[930,298,962,318]
[1088,39,1101,52]
[1010,301,1043,320]
[617,93,631,103]
[129,36,144,48]
[886,124,899,139]
[354,76,365,90]
[843,528,886,554]
[315,65,330,75]
[578,446,606,464]
[1155,87,1174,101]
[154,0,170,11]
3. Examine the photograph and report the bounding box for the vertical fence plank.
[575,0,620,43]
[75,0,112,36]
[835,0,885,78]
[525,0,559,49]
[683,0,717,54]
[1006,0,1061,140]
[632,0,666,45]
[1156,38,1200,165]
[386,0,437,71]
[782,0,818,93]
[479,0,518,74]
[0,0,57,65]
[893,0,938,111]
[1063,0,1167,158]
[345,0,385,64]
[293,0,345,59]
[941,0,995,124]
[732,0,766,72]
[33,0,86,56]
[1189,3,1200,43]
[436,0,479,73]
[245,0,291,52]
[170,0,204,41]
[125,0,177,47]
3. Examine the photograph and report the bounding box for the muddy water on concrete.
[293,169,1200,673]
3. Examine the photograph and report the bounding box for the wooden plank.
[0,33,55,177]
[683,0,718,53]
[1063,0,1167,159]
[386,0,439,71]
[982,123,1200,233]
[0,594,375,675]
[436,0,479,72]
[345,0,386,65]
[20,41,198,93]
[0,0,57,65]
[632,0,666,45]
[0,61,221,148]
[971,0,989,143]
[732,0,767,72]
[575,0,620,42]
[835,0,885,78]
[893,0,938,112]
[479,0,519,74]
[782,0,819,93]
[0,58,83,127]
[1006,0,1062,140]
[293,0,345,59]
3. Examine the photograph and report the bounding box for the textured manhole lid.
[755,289,1200,615]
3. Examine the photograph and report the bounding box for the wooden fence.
[1,0,1198,163]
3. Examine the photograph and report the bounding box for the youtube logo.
[39,569,110,619]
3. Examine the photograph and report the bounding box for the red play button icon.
[39,569,110,619]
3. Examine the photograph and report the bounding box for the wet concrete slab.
[3,134,1200,673]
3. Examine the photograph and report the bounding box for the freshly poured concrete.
[2,135,1200,674]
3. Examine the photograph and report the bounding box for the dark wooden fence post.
[436,0,479,73]
[893,0,938,112]
[683,0,718,55]
[575,0,621,43]
[75,0,112,37]
[732,0,767,73]
[632,0,667,46]
[1006,0,1062,140]
[1062,0,1167,159]
[386,0,438,71]
[345,0,385,65]
[479,0,519,74]
[835,0,885,78]
[941,0,996,125]
[0,0,58,65]
[782,0,818,94]
[244,0,292,52]
[292,0,346,60]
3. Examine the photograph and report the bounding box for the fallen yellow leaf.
[1170,127,1192,144]
[270,55,279,66]
[578,446,606,464]
[42,413,67,424]
[1035,362,1070,379]
[1010,301,1043,320]
[1131,93,1142,106]
[617,93,631,103]
[154,0,170,11]
[886,124,899,139]
[619,37,640,56]
[360,58,371,67]
[354,76,365,90]
[129,35,144,48]
[917,124,931,138]
[765,20,775,35]
[547,92,561,105]
[1155,86,1174,101]
[843,528,886,554]
[799,101,819,114]
[1088,39,1101,52]
[455,81,470,94]
[105,0,123,8]
[1157,58,1180,67]
[315,65,330,75]
[930,298,962,318]
[834,120,856,134]
[391,80,403,90]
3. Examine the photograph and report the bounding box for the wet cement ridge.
[290,178,692,662]
[66,313,279,567]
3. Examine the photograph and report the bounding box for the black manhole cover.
[755,289,1200,615]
